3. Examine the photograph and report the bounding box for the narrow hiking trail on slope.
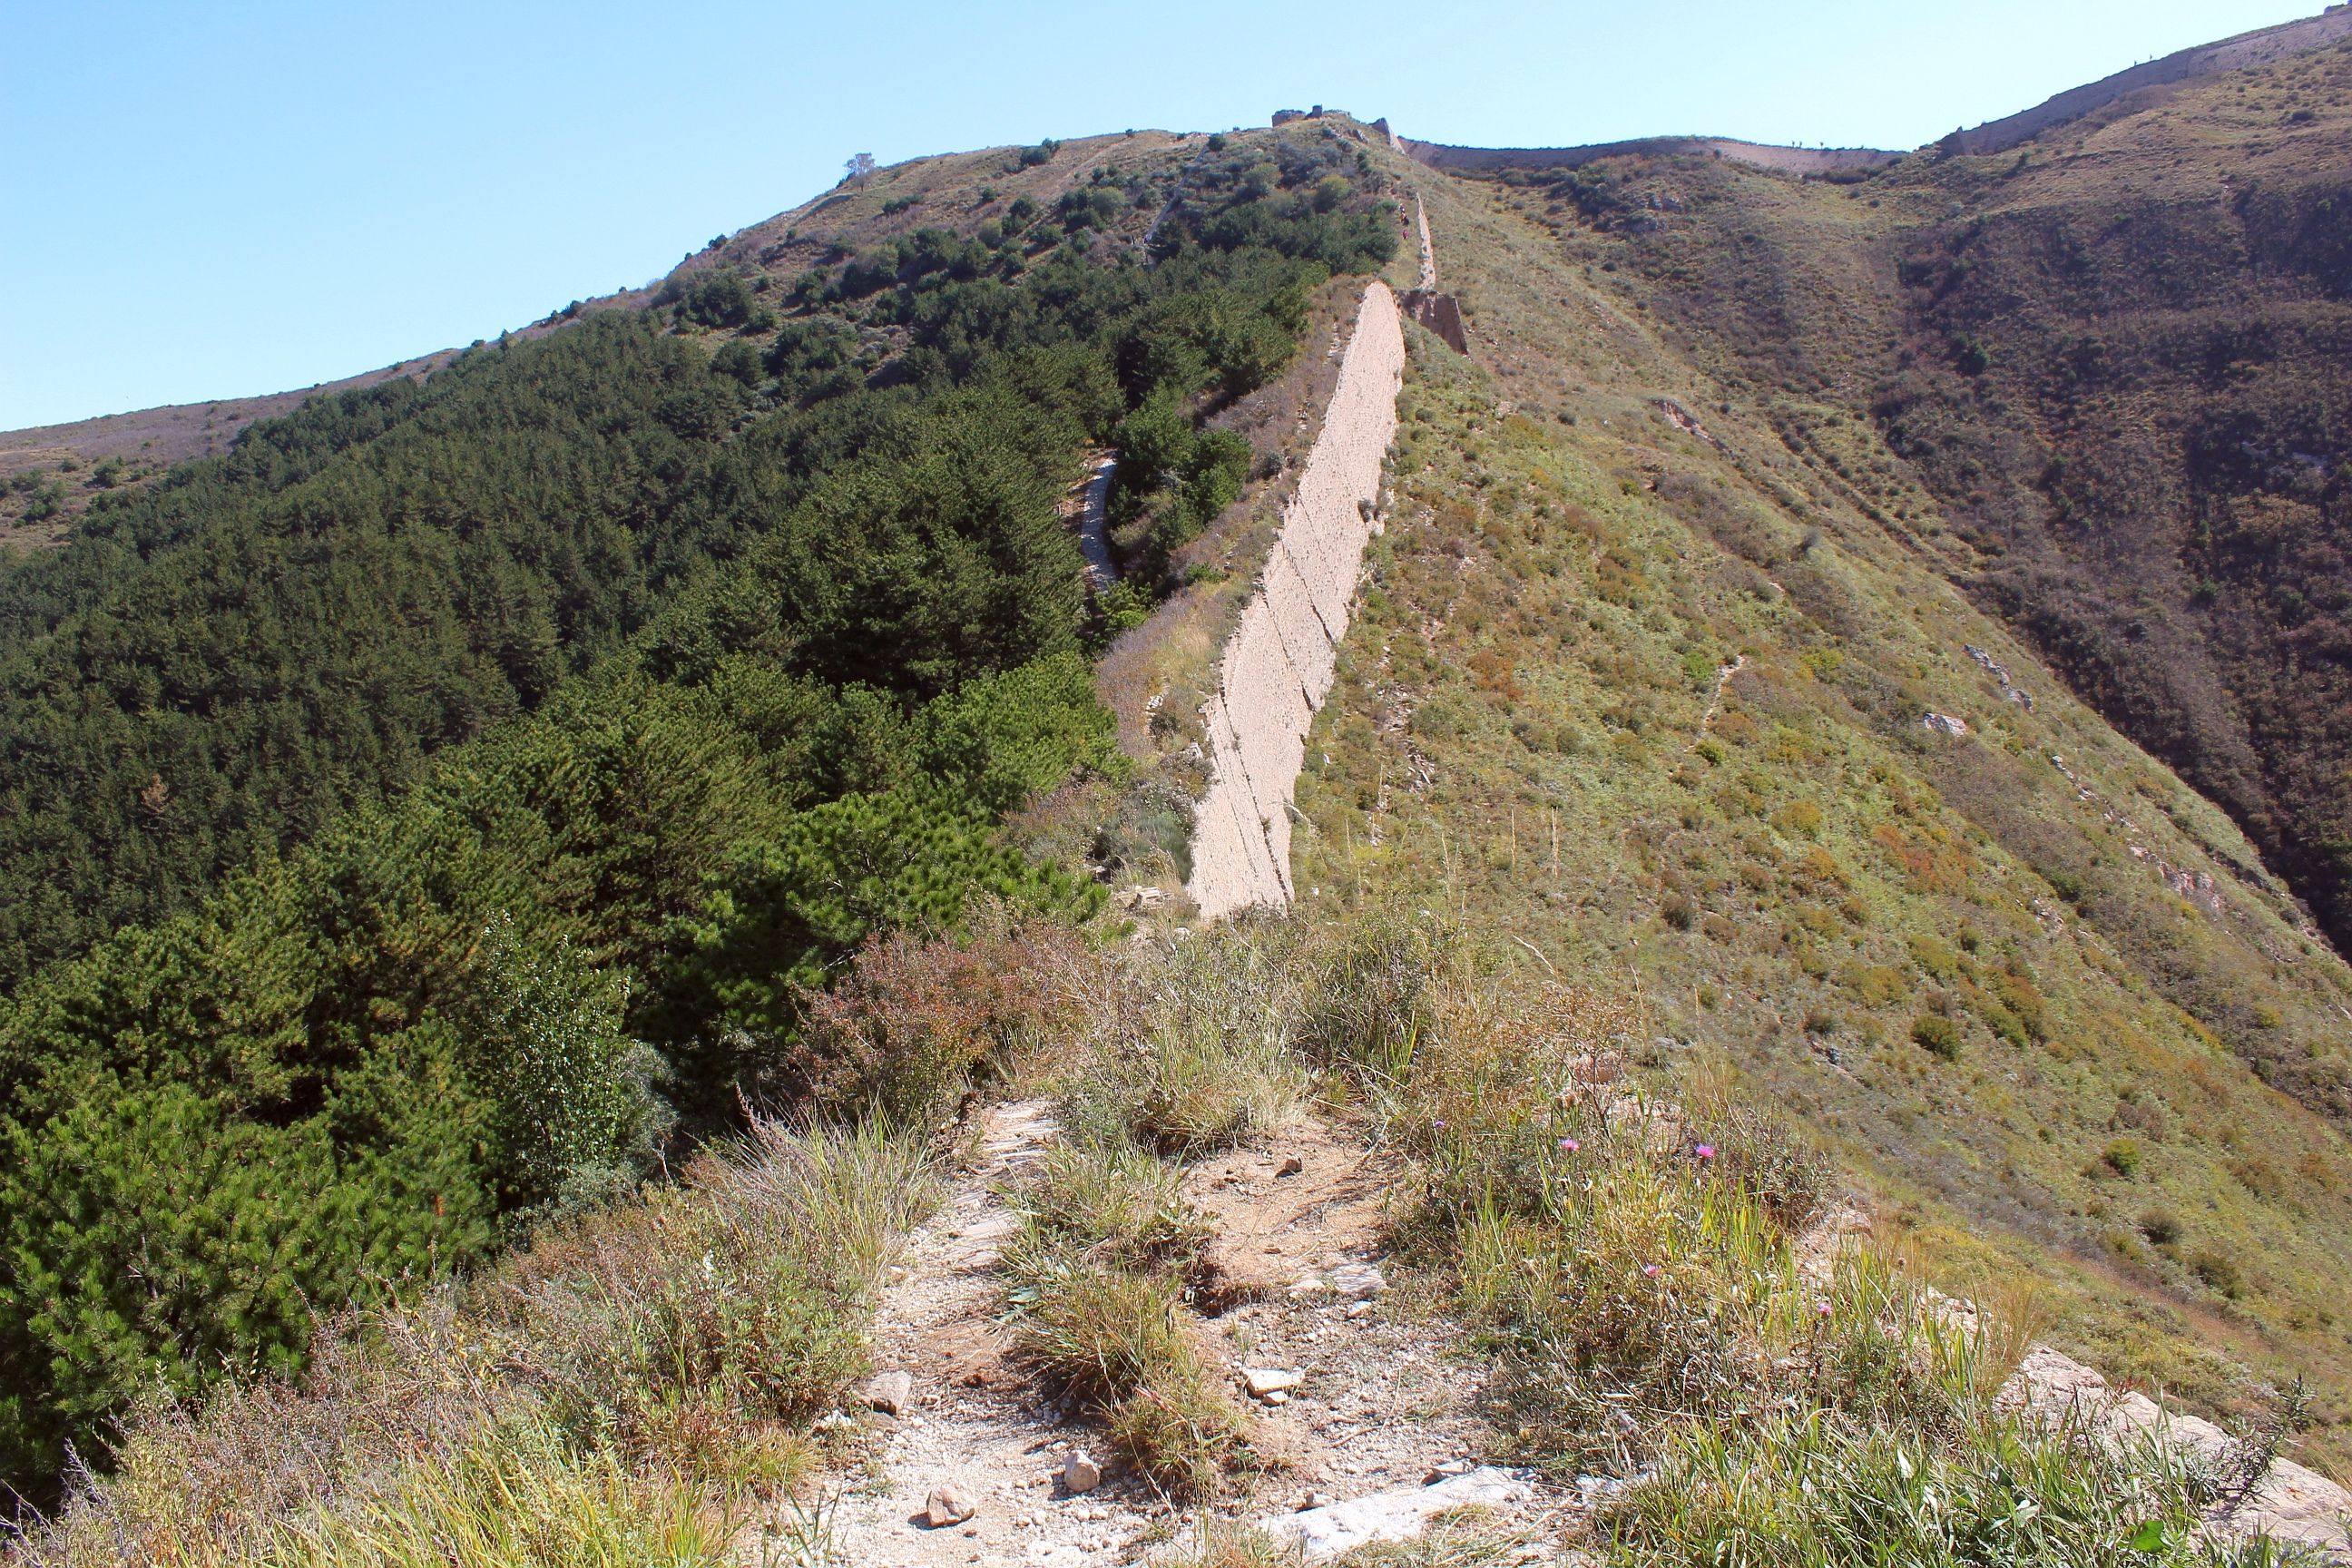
[801,1100,1171,1568]
[1185,281,1405,920]
[794,1102,1560,1566]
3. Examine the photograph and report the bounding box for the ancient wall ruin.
[1186,282,1405,919]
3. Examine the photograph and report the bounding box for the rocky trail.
[793,1101,1562,1566]
[799,1100,1156,1568]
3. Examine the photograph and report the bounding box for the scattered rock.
[1329,1262,1387,1299]
[2002,1347,2352,1558]
[1244,1367,1305,1398]
[1278,1154,1306,1177]
[1423,1458,1474,1484]
[1923,710,1969,738]
[925,1485,977,1527]
[864,1368,915,1416]
[1062,1450,1102,1494]
[1260,1466,1537,1560]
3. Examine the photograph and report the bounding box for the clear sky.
[0,0,2323,430]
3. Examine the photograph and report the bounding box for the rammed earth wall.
[1187,282,1405,919]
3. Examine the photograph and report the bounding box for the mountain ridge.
[3,23,2352,1561]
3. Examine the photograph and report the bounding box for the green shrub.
[662,786,1103,1108]
[659,270,760,329]
[1911,1014,1963,1060]
[1611,1406,2267,1566]
[9,1112,929,1558]
[2188,1249,2244,1298]
[2102,1138,2144,1177]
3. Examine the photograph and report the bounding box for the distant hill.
[1949,3,2352,152]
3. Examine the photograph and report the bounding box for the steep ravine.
[1185,281,1406,919]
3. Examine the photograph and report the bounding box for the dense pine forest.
[0,137,1396,1493]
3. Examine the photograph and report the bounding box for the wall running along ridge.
[1187,282,1405,919]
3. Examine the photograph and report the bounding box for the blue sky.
[0,0,2321,430]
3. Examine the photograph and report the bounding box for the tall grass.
[265,1417,731,1568]
[7,1118,937,1564]
[496,1118,941,1488]
[1060,929,1305,1155]
[1608,1408,2302,1567]
[999,1138,1251,1496]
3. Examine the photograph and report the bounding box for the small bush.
[1002,1252,1250,1495]
[794,922,1086,1122]
[2102,1137,2144,1177]
[1155,1519,1290,1568]
[1102,1356,1254,1496]
[2188,1249,2244,1298]
[1772,799,1824,839]
[1011,1139,1210,1270]
[1063,936,1303,1155]
[1298,910,1450,1077]
[495,1119,938,1485]
[1910,1014,1962,1060]
[2140,1207,2184,1247]
[1006,1256,1188,1405]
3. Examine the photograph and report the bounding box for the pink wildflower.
[1642,1263,1661,1278]
[1557,1137,1581,1152]
[1693,1143,1717,1161]
[1817,1301,1834,1318]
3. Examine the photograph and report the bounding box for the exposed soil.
[797,1101,1563,1566]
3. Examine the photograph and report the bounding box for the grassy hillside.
[1251,134,2352,1469]
[1431,38,2352,964]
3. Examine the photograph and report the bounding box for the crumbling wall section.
[1187,282,1404,919]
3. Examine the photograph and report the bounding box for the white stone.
[1243,1367,1305,1397]
[1063,1450,1102,1494]
[926,1485,977,1527]
[1329,1262,1387,1299]
[1259,1467,1536,1560]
